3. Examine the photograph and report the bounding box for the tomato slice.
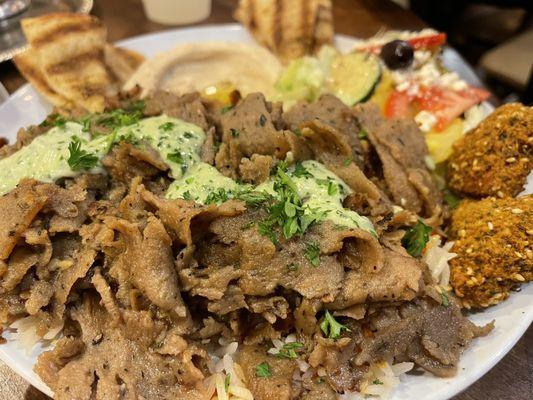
[408,33,447,50]
[383,85,490,130]
[417,86,490,131]
[384,90,412,118]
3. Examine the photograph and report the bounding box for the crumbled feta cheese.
[439,72,468,91]
[396,80,411,92]
[414,50,431,66]
[417,62,441,87]
[415,110,437,132]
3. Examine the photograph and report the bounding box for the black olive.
[380,40,414,70]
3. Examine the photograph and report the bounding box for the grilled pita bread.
[19,13,111,112]
[14,13,144,113]
[104,44,146,85]
[235,0,333,63]
[14,49,73,109]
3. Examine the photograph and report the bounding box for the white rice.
[340,361,414,400]
[9,316,62,354]
[205,341,254,400]
[267,333,298,356]
[423,234,456,287]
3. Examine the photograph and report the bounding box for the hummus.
[124,41,282,97]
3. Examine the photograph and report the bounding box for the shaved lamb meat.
[237,344,298,400]
[0,91,494,400]
[354,103,443,224]
[354,298,493,377]
[284,94,365,166]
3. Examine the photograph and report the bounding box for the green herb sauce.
[0,115,375,235]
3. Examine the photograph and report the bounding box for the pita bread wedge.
[14,50,73,109]
[20,13,113,112]
[235,0,333,63]
[104,44,145,85]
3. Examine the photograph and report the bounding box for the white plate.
[0,24,531,400]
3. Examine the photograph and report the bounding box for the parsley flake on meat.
[293,161,312,178]
[221,104,234,114]
[205,188,230,205]
[258,164,323,243]
[67,138,99,171]
[96,106,143,129]
[224,373,231,392]
[305,242,321,266]
[402,220,432,257]
[275,342,303,359]
[320,310,350,339]
[255,362,272,378]
[440,291,450,307]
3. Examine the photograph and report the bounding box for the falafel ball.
[448,103,532,198]
[449,195,532,309]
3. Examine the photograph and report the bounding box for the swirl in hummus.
[124,41,282,97]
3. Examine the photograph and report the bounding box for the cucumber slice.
[328,52,381,106]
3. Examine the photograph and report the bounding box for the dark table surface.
[0,0,531,399]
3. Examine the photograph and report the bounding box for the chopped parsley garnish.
[39,114,69,128]
[440,291,450,307]
[258,221,277,244]
[127,100,145,113]
[327,181,338,195]
[372,379,384,385]
[159,122,175,131]
[358,128,368,139]
[183,132,194,139]
[204,187,271,207]
[79,115,92,132]
[221,105,234,114]
[234,189,272,207]
[258,164,322,243]
[305,242,320,266]
[224,373,231,392]
[167,150,184,164]
[287,263,299,271]
[259,114,267,126]
[255,362,272,378]
[67,138,99,171]
[205,188,230,205]
[116,131,140,145]
[343,158,352,166]
[293,162,312,178]
[96,106,143,129]
[443,189,461,209]
[182,191,193,201]
[241,221,255,230]
[275,342,303,359]
[293,128,302,137]
[320,310,350,339]
[230,128,240,138]
[401,220,432,257]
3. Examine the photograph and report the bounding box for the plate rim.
[0,23,531,400]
